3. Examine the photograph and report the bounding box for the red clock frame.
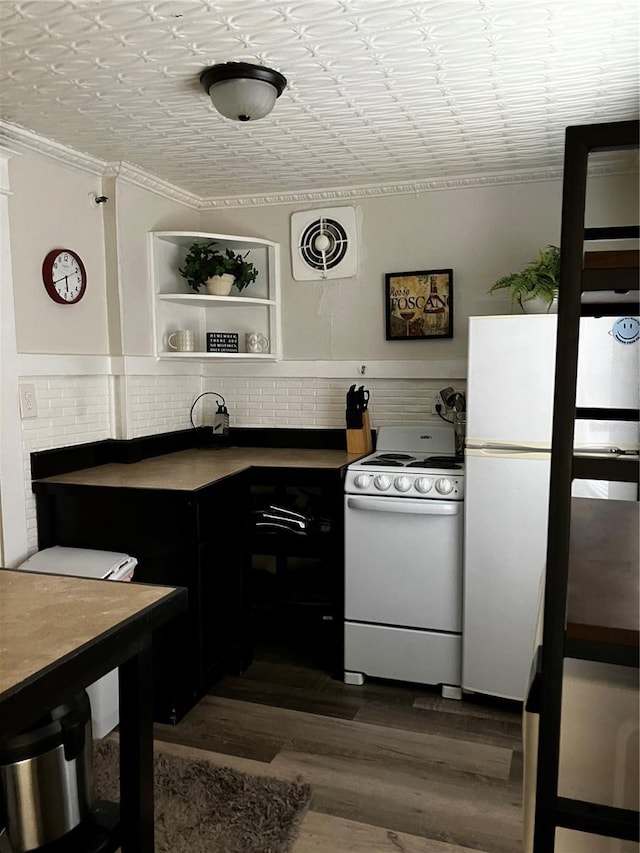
[42,249,87,305]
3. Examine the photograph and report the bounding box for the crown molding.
[0,120,106,176]
[0,121,200,209]
[103,161,201,209]
[1,120,635,211]
[198,157,637,208]
[197,170,564,208]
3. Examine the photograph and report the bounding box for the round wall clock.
[42,249,87,304]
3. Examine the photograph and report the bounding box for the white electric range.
[343,424,464,698]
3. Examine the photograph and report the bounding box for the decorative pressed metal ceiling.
[0,0,638,201]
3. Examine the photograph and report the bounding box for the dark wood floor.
[153,642,524,853]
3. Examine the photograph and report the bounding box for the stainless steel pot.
[0,691,93,852]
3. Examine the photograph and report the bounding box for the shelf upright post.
[533,119,640,852]
[533,122,590,853]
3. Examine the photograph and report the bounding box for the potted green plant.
[178,242,258,296]
[489,245,560,313]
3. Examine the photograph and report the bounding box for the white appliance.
[344,424,464,698]
[463,315,639,701]
[19,546,138,738]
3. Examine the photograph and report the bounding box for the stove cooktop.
[359,453,463,471]
[345,424,464,498]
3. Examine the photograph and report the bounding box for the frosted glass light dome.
[200,62,287,122]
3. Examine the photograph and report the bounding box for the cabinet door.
[245,470,345,672]
[34,483,202,724]
[196,480,245,685]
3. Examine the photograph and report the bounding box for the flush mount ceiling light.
[200,62,287,122]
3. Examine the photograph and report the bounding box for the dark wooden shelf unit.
[533,119,640,851]
[582,248,640,310]
[572,454,639,483]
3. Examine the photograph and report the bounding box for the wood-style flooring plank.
[146,737,521,853]
[213,673,361,720]
[316,673,447,708]
[240,658,329,692]
[413,695,522,724]
[355,701,522,750]
[292,812,491,853]
[153,709,281,763]
[270,750,522,853]
[150,655,525,852]
[195,695,514,781]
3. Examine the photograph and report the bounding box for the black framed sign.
[385,269,453,340]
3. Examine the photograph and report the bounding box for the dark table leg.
[118,637,154,853]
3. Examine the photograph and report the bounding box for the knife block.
[346,410,373,455]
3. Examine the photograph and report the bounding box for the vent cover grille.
[291,207,357,280]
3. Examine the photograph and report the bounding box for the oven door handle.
[346,496,460,515]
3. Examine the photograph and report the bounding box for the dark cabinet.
[244,468,345,674]
[33,461,347,722]
[33,477,244,725]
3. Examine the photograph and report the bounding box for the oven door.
[344,494,462,632]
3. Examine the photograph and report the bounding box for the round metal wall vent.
[291,206,358,280]
[298,217,349,271]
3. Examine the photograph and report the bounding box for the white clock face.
[52,252,83,302]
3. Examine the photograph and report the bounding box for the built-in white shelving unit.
[150,231,282,361]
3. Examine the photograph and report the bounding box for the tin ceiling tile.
[0,0,637,200]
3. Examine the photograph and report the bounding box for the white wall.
[114,179,201,358]
[8,155,110,354]
[199,174,638,363]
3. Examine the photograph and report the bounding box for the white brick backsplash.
[20,375,112,553]
[21,370,465,552]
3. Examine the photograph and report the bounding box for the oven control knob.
[354,474,372,489]
[436,477,454,495]
[374,474,392,491]
[394,476,412,492]
[415,477,433,494]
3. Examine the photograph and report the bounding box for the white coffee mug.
[167,330,195,352]
[245,332,270,353]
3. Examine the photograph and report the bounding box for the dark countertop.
[34,446,363,491]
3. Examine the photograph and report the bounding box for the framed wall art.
[385,269,453,340]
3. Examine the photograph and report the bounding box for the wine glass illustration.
[399,310,415,336]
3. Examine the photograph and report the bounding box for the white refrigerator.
[462,314,639,701]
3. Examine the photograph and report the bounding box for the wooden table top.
[0,569,180,701]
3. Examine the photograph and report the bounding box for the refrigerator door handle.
[466,442,552,454]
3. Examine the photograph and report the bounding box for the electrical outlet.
[432,393,443,414]
[19,383,37,419]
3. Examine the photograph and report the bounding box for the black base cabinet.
[244,468,345,676]
[33,477,245,725]
[33,464,346,723]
